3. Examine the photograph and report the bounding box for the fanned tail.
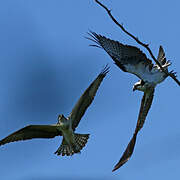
[54,133,89,156]
[74,133,89,152]
[54,138,74,156]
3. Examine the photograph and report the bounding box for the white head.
[133,80,147,92]
[58,114,68,127]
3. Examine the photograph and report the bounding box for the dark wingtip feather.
[89,44,102,49]
[112,132,138,172]
[100,64,110,76]
[0,140,4,146]
[86,31,102,48]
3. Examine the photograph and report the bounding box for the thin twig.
[94,0,180,86]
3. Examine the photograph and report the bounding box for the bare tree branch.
[94,0,180,86]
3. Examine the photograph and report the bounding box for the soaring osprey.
[0,65,109,156]
[87,32,174,171]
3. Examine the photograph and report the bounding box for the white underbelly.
[140,70,166,85]
[127,63,166,85]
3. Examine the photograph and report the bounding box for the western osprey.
[0,65,109,156]
[87,32,175,171]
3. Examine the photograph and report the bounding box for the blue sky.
[0,0,179,179]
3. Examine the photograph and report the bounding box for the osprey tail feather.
[54,133,89,156]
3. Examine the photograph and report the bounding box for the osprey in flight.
[0,65,109,156]
[88,32,175,171]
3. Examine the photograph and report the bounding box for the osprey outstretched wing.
[0,66,109,156]
[69,64,110,131]
[0,125,60,146]
[87,31,172,91]
[112,88,154,171]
